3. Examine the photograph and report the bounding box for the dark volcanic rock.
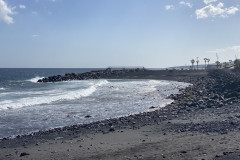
[213,151,240,160]
[37,68,146,83]
[170,69,240,112]
[20,152,30,157]
[85,115,92,118]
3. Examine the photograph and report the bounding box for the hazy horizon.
[1,0,239,68]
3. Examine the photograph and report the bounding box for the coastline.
[1,69,240,160]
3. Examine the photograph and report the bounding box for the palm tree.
[191,59,195,70]
[216,61,220,69]
[204,58,208,69]
[196,57,199,70]
[207,58,210,65]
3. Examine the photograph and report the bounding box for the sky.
[0,0,240,68]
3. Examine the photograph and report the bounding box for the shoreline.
[0,70,201,140]
[0,77,190,140]
[1,69,240,159]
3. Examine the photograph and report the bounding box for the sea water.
[0,68,190,138]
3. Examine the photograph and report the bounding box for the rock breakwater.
[37,68,146,83]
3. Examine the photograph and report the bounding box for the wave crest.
[26,76,45,83]
[0,80,108,110]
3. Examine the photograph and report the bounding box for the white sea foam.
[0,79,191,138]
[149,80,170,85]
[0,80,109,110]
[26,76,45,83]
[110,80,168,94]
[0,87,5,90]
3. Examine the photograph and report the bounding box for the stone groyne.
[37,68,146,83]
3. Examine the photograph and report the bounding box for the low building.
[207,64,218,69]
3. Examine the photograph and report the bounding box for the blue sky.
[0,0,240,68]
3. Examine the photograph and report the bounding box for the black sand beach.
[1,69,240,160]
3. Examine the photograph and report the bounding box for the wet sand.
[1,69,240,160]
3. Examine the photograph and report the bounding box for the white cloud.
[0,0,15,24]
[208,46,240,54]
[179,1,192,8]
[226,6,239,15]
[19,4,26,9]
[195,3,238,19]
[32,34,39,37]
[203,0,217,4]
[231,46,240,53]
[165,5,174,10]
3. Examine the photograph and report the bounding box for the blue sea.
[0,68,190,138]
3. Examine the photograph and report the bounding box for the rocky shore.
[1,69,240,159]
[170,69,240,110]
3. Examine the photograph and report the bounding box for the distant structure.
[207,64,218,70]
[107,66,146,71]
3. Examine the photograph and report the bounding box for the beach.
[1,69,240,160]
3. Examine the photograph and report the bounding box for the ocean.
[0,68,190,138]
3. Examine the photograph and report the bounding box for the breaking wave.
[26,76,45,83]
[0,80,109,110]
